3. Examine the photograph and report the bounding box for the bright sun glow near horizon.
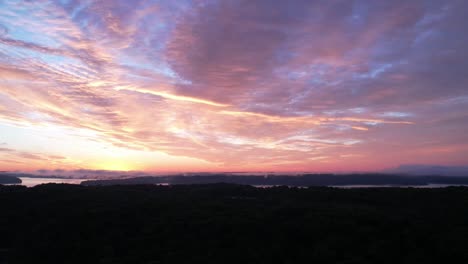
[1,0,468,174]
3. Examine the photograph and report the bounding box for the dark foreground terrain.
[2,184,468,264]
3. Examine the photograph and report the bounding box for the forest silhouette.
[2,183,468,263]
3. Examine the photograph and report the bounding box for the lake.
[16,177,91,187]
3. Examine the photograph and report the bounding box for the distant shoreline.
[0,175,21,184]
[80,174,468,187]
[4,172,468,188]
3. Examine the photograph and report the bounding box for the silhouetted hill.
[0,174,21,184]
[81,173,468,186]
[1,184,468,263]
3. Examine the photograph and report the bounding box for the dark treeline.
[81,173,468,186]
[2,184,468,263]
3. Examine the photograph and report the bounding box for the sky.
[0,0,468,174]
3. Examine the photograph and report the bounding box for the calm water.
[15,177,90,187]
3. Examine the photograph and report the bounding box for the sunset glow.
[1,0,467,174]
